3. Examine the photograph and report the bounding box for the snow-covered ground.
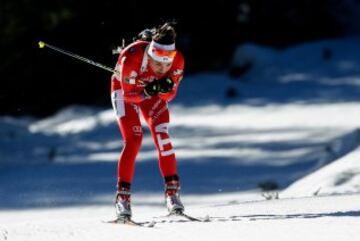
[1,193,359,241]
[0,36,360,240]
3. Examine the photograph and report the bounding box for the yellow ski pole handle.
[38,41,46,49]
[38,41,118,74]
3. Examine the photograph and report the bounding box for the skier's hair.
[152,21,177,45]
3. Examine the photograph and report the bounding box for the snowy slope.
[282,146,360,198]
[1,36,360,240]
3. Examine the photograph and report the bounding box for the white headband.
[147,40,176,63]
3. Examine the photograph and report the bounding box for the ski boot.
[165,179,185,214]
[115,187,132,219]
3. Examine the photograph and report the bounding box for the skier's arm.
[158,55,185,102]
[113,56,147,104]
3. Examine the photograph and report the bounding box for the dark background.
[1,0,359,117]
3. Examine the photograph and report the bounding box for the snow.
[1,194,360,241]
[1,36,360,240]
[282,146,360,197]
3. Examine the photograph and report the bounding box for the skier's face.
[148,58,172,76]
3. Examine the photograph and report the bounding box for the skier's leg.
[111,90,143,189]
[140,97,184,213]
[111,90,143,218]
[140,97,177,178]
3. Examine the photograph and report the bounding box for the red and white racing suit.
[110,40,184,189]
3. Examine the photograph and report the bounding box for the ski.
[172,212,203,222]
[104,211,209,227]
[156,210,210,223]
[103,217,156,228]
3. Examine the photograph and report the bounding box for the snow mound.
[232,36,360,84]
[282,145,360,198]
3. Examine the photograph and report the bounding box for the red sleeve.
[158,52,185,102]
[113,55,145,104]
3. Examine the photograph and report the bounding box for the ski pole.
[38,41,118,74]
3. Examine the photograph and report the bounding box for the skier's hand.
[144,81,160,97]
[143,78,174,97]
[157,77,174,93]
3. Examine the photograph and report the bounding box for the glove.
[143,78,174,97]
[158,78,174,93]
[144,81,160,97]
